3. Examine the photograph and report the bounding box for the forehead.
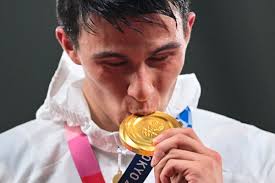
[77,13,184,53]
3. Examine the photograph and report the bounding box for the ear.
[55,26,81,65]
[184,12,196,44]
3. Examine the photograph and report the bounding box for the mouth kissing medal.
[119,111,182,156]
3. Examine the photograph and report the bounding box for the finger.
[159,159,196,183]
[153,128,202,145]
[170,174,187,183]
[154,149,204,182]
[152,134,207,166]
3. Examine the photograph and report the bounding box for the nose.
[127,67,154,102]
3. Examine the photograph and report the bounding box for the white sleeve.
[264,163,275,183]
[0,163,13,182]
[0,131,15,183]
[0,126,31,183]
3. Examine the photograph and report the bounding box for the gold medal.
[119,111,182,156]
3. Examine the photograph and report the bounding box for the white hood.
[36,51,201,153]
[3,53,274,183]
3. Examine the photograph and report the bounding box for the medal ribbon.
[65,125,105,183]
[65,106,192,183]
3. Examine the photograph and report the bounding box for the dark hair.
[56,0,191,47]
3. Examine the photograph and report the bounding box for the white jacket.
[1,52,275,183]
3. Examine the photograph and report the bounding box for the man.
[0,0,274,182]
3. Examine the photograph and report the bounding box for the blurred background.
[0,0,274,133]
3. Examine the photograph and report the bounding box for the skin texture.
[152,128,223,183]
[56,10,223,183]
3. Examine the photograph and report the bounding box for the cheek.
[156,75,177,96]
[155,58,184,95]
[88,67,128,99]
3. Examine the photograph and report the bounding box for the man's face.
[61,12,194,131]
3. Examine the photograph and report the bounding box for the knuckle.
[166,158,176,167]
[205,153,221,170]
[211,150,222,164]
[208,157,217,169]
[174,133,186,141]
[159,159,176,182]
[185,127,195,135]
[169,148,177,154]
[167,148,179,157]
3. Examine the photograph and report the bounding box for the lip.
[128,109,156,116]
[127,103,158,116]
[125,96,159,116]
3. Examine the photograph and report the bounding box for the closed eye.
[149,55,169,62]
[103,61,127,67]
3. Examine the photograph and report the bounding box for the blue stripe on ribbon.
[118,106,192,183]
[118,155,152,183]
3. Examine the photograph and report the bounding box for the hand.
[151,128,223,183]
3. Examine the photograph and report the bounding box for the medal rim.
[119,111,182,156]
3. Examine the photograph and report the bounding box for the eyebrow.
[92,41,181,60]
[149,42,182,56]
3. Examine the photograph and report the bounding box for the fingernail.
[151,157,156,167]
[151,151,165,167]
[153,134,163,144]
